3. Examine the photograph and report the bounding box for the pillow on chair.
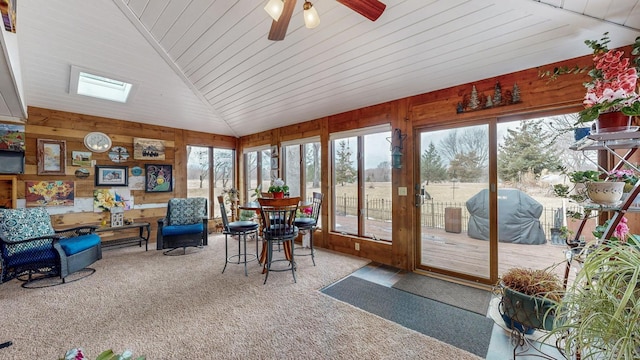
[167,198,207,226]
[0,207,55,242]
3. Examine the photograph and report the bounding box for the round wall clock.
[108,146,129,163]
[84,132,112,152]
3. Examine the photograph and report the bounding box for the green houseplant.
[547,241,640,359]
[553,169,602,203]
[553,169,627,205]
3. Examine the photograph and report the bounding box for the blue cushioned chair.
[0,207,102,288]
[157,197,208,255]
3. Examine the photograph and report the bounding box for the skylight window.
[69,66,133,103]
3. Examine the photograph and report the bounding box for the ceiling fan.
[265,0,386,41]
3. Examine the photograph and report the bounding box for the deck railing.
[333,194,584,241]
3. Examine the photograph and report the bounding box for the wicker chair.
[157,197,208,255]
[0,207,102,288]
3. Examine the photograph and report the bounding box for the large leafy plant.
[548,241,640,359]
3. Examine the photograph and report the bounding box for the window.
[282,139,322,227]
[187,146,235,218]
[331,126,391,240]
[70,66,133,103]
[243,147,271,200]
[282,138,321,202]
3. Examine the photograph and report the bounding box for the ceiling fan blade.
[337,0,386,21]
[268,0,297,41]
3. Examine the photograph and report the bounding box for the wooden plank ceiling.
[14,0,640,137]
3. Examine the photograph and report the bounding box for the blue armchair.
[0,207,102,288]
[157,197,208,255]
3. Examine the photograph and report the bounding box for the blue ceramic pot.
[574,127,590,141]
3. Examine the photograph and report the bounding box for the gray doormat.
[322,276,493,358]
[392,272,491,315]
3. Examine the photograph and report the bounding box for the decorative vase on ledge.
[595,111,631,134]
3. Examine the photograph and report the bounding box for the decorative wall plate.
[131,166,142,176]
[108,146,129,163]
[84,132,112,152]
[74,168,90,178]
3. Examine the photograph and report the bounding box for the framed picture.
[95,165,128,186]
[25,180,75,207]
[133,137,166,160]
[145,164,172,192]
[0,123,25,151]
[71,151,92,167]
[37,139,66,175]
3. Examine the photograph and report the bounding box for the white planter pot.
[586,181,625,205]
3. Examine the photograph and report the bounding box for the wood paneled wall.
[237,51,604,272]
[18,107,236,241]
[6,49,626,269]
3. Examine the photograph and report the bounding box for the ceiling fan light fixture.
[303,1,320,29]
[264,0,285,21]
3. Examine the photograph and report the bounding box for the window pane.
[246,152,257,200]
[187,146,210,215]
[496,114,592,281]
[305,142,322,225]
[418,125,490,278]
[333,136,358,235]
[284,145,301,197]
[261,150,272,193]
[213,148,234,218]
[364,132,392,240]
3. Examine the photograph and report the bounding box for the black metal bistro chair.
[218,196,259,276]
[258,197,299,284]
[294,192,323,266]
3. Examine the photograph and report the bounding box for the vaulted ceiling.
[9,0,640,137]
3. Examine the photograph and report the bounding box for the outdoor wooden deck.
[420,227,571,282]
[335,215,577,285]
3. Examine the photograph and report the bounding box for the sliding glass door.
[416,113,584,283]
[416,123,491,280]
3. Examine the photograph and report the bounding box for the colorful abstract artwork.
[145,164,172,192]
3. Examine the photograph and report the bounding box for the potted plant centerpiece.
[498,267,564,334]
[268,178,289,199]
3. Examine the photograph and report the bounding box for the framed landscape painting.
[37,139,66,175]
[95,165,128,187]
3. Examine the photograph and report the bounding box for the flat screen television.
[0,150,24,174]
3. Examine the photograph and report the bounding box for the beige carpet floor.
[0,235,482,359]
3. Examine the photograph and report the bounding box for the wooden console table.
[96,222,150,251]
